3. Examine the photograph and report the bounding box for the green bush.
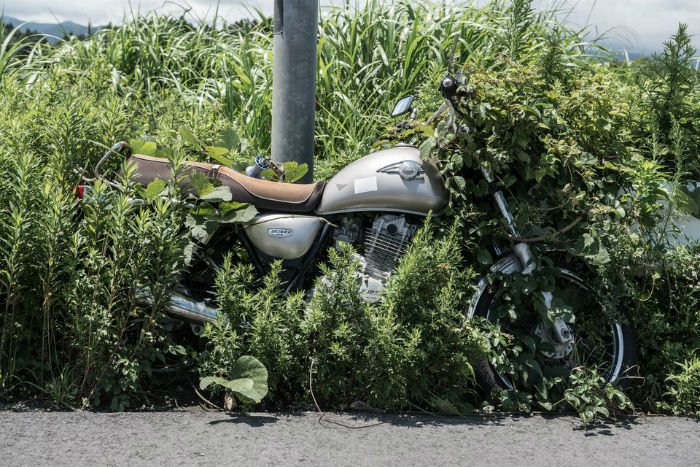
[201,259,307,406]
[201,221,487,412]
[663,356,700,416]
[0,158,188,409]
[380,14,698,418]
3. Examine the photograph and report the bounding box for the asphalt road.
[1,410,698,466]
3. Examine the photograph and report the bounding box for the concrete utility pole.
[271,0,318,183]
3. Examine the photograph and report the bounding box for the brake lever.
[264,156,286,182]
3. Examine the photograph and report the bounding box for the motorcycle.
[77,70,637,392]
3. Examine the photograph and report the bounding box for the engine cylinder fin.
[331,214,417,302]
[362,217,415,276]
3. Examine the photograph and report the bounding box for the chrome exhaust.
[138,289,219,324]
[165,293,219,323]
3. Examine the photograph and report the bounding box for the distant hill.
[1,15,100,42]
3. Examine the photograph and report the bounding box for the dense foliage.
[201,223,486,412]
[0,1,698,418]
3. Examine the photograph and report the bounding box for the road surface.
[1,409,698,466]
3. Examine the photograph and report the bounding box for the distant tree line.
[1,14,265,52]
[1,21,41,43]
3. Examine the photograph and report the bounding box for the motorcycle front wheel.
[467,254,637,393]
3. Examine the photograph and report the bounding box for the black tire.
[470,260,638,394]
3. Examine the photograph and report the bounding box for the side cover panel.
[243,214,323,260]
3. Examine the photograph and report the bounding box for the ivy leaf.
[535,381,549,402]
[185,214,219,243]
[217,127,240,151]
[201,185,232,203]
[129,139,157,156]
[418,136,437,160]
[502,174,517,188]
[516,133,530,148]
[188,172,215,198]
[477,248,493,265]
[586,246,611,266]
[191,221,218,243]
[577,233,611,266]
[200,376,232,390]
[228,356,268,403]
[521,335,536,354]
[582,233,595,249]
[222,378,256,394]
[417,125,435,137]
[179,126,200,147]
[192,204,218,217]
[142,178,166,201]
[283,162,309,183]
[540,401,553,411]
[453,176,467,191]
[524,358,543,377]
[206,146,234,167]
[218,204,258,224]
[220,201,249,215]
[534,168,547,183]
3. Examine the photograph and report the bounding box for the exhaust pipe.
[165,293,219,323]
[138,289,219,324]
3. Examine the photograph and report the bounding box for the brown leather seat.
[126,154,325,213]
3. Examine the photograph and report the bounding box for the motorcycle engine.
[333,214,417,302]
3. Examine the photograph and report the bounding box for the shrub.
[201,221,487,412]
[0,160,188,409]
[663,356,700,416]
[201,259,307,407]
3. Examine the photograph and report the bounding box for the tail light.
[75,185,87,199]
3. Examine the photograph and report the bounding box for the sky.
[2,0,698,54]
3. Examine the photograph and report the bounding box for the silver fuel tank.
[316,145,447,216]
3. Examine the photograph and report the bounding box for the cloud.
[1,0,274,24]
[2,0,697,53]
[538,0,700,54]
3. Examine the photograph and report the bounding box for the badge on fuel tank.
[268,228,293,238]
[377,160,424,181]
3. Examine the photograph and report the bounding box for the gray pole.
[271,0,318,183]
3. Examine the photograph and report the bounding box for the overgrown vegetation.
[201,222,487,412]
[0,0,698,420]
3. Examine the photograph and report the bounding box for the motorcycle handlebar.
[95,141,129,180]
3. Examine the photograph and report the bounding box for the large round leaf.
[199,356,268,404]
[229,356,269,403]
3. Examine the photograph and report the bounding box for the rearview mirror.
[391,95,414,117]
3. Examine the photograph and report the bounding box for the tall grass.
[9,0,593,165]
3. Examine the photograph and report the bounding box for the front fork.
[480,163,574,348]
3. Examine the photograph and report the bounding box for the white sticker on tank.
[354,176,378,194]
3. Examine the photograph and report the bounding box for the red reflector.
[75,185,86,199]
